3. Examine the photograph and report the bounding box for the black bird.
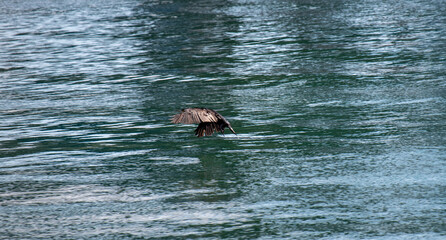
[171,108,236,137]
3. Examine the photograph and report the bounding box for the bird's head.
[228,125,236,135]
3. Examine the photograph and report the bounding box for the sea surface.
[1,0,445,239]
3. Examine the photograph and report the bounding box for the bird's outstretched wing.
[194,122,222,137]
[171,108,218,124]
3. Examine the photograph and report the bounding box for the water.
[1,0,445,239]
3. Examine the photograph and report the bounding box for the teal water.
[1,0,445,239]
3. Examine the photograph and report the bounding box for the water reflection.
[226,0,352,75]
[133,0,241,75]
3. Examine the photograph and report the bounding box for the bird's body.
[171,108,236,137]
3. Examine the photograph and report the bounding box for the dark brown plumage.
[171,108,236,137]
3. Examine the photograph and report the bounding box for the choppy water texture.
[1,0,445,239]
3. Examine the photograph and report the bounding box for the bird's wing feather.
[194,122,221,137]
[171,108,218,124]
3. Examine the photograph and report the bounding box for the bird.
[171,108,236,137]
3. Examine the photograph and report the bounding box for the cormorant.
[171,108,236,137]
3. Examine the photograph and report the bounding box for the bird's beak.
[228,126,236,135]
